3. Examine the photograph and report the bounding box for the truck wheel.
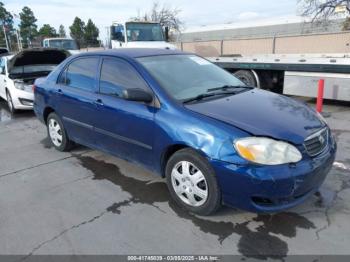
[47,112,73,152]
[165,148,221,216]
[234,70,257,87]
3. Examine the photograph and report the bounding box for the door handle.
[57,89,63,95]
[94,99,104,106]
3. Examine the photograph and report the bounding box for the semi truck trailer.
[208,53,350,101]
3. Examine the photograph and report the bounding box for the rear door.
[94,56,156,167]
[56,56,100,146]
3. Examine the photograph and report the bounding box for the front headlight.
[14,80,25,90]
[234,137,302,165]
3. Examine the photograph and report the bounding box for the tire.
[6,91,17,114]
[165,148,221,215]
[46,112,73,152]
[234,70,257,87]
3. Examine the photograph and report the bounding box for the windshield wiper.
[207,85,250,92]
[183,91,240,104]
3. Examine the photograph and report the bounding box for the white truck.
[42,38,80,55]
[108,21,176,50]
[208,53,350,102]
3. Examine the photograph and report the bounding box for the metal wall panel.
[275,32,350,54]
[177,32,350,55]
[222,38,274,55]
[182,41,222,56]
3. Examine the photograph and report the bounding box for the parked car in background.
[0,48,70,113]
[43,38,80,54]
[34,49,336,215]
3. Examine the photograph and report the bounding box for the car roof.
[76,48,191,59]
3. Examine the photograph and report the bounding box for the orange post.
[316,79,325,113]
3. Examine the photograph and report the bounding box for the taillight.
[32,84,36,92]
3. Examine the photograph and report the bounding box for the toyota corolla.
[33,49,336,215]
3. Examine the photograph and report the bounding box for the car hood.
[185,89,325,145]
[7,48,70,73]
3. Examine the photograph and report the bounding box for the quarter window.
[61,57,99,91]
[99,58,149,97]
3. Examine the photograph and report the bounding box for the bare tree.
[131,2,183,32]
[298,0,350,21]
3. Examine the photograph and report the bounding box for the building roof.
[179,19,345,42]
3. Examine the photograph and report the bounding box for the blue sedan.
[33,48,336,215]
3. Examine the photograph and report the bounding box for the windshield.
[126,22,164,42]
[137,55,246,101]
[48,39,79,50]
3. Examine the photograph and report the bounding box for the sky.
[3,0,299,40]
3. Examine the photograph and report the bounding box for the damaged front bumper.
[211,133,337,213]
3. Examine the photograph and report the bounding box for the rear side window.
[99,58,149,97]
[60,57,99,91]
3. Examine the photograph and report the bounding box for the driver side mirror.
[122,88,153,103]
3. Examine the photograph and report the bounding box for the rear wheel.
[47,112,73,152]
[166,148,221,215]
[6,91,16,114]
[234,70,257,87]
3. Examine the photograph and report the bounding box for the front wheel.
[6,91,16,114]
[166,148,221,215]
[47,112,73,152]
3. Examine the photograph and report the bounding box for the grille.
[304,128,328,157]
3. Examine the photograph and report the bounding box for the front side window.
[62,57,99,91]
[111,24,125,42]
[99,58,149,97]
[137,55,245,101]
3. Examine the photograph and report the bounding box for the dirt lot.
[0,98,349,259]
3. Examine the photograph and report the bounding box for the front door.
[94,57,156,167]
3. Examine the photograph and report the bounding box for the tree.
[38,24,57,37]
[0,1,14,49]
[298,0,350,21]
[19,6,37,47]
[69,17,85,47]
[84,19,99,46]
[58,24,66,37]
[131,1,183,32]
